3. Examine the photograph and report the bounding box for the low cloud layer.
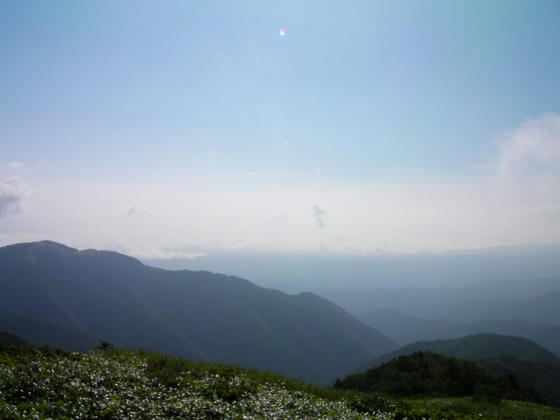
[2,115,560,256]
[2,173,559,256]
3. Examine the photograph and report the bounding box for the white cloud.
[156,250,208,260]
[497,113,560,177]
[122,245,207,260]
[0,176,28,218]
[8,161,31,177]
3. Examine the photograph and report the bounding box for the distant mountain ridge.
[315,279,560,324]
[356,333,560,373]
[358,310,560,356]
[0,331,28,348]
[0,240,396,383]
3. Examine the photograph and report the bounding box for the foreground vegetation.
[0,345,393,419]
[1,344,560,419]
[403,397,560,420]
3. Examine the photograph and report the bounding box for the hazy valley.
[2,240,560,419]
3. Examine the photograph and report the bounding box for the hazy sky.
[1,1,560,258]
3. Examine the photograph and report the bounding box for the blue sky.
[1,1,560,257]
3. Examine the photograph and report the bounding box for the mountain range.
[356,333,560,372]
[315,281,560,324]
[358,310,560,356]
[0,240,396,384]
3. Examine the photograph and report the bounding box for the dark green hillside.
[358,333,560,372]
[336,351,540,403]
[480,356,560,406]
[352,334,560,406]
[0,316,98,352]
[0,332,27,348]
[0,241,396,384]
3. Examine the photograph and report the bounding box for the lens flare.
[279,29,286,37]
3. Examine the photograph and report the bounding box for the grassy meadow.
[1,345,559,419]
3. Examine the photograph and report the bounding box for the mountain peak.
[3,240,77,253]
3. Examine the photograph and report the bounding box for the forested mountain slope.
[0,241,395,383]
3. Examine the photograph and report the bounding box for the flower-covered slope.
[0,347,393,420]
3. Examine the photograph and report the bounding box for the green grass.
[1,346,558,419]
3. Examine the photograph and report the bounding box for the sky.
[1,0,560,259]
